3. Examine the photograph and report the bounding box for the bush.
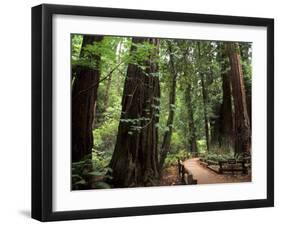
[164,149,188,168]
[197,139,207,153]
[200,151,241,163]
[93,118,118,154]
[72,154,112,190]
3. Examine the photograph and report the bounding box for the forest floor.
[160,165,182,186]
[183,158,251,184]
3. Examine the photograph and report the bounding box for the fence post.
[218,161,223,174]
[181,165,185,183]
[177,158,181,177]
[242,161,248,174]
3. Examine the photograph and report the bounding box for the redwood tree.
[185,82,198,153]
[109,37,160,187]
[220,70,233,146]
[197,42,210,152]
[72,35,103,162]
[226,42,251,154]
[159,42,177,169]
[219,47,233,147]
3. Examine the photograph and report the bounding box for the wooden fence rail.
[218,159,248,174]
[177,158,197,185]
[200,158,248,175]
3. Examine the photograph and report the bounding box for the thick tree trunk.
[109,37,160,187]
[246,92,252,127]
[239,44,252,128]
[210,48,233,147]
[72,35,103,162]
[226,43,251,154]
[210,103,221,146]
[220,70,234,146]
[197,42,210,152]
[185,82,198,153]
[159,43,177,169]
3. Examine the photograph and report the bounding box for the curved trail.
[183,158,251,184]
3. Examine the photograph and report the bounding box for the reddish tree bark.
[185,82,198,153]
[109,37,160,187]
[159,42,177,169]
[210,47,233,147]
[72,35,103,162]
[226,42,251,154]
[220,70,234,146]
[197,42,210,152]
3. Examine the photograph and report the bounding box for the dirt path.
[183,158,251,184]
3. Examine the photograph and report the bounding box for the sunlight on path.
[183,158,251,184]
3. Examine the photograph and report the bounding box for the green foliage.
[71,34,83,59]
[91,151,111,172]
[200,151,242,163]
[170,131,185,153]
[164,149,189,168]
[71,154,112,190]
[72,57,99,70]
[94,113,119,151]
[197,139,207,153]
[95,181,112,189]
[130,41,158,66]
[199,143,241,163]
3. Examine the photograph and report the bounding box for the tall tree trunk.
[210,107,221,146]
[72,35,103,162]
[210,47,233,148]
[197,42,210,152]
[239,43,252,128]
[226,43,251,154]
[220,70,234,146]
[185,82,198,153]
[219,45,233,147]
[159,43,177,169]
[109,37,160,188]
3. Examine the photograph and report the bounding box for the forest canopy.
[71,34,252,190]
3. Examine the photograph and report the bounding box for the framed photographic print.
[31,4,274,221]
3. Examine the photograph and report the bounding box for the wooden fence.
[177,158,197,185]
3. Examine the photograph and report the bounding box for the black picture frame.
[32,3,274,222]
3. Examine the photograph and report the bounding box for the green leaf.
[104,175,113,180]
[104,167,113,173]
[87,171,104,177]
[75,179,86,185]
[95,182,111,189]
[72,174,83,180]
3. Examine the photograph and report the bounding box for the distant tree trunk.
[226,43,251,154]
[185,82,198,153]
[197,42,210,152]
[210,103,221,146]
[159,43,177,169]
[220,70,234,146]
[103,41,122,112]
[109,37,160,187]
[72,35,103,162]
[103,73,113,111]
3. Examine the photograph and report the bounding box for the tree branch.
[75,61,124,96]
